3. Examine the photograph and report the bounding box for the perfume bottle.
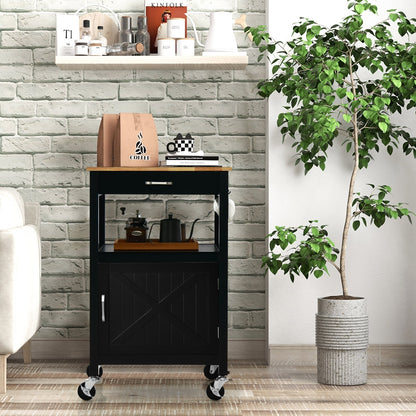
[135,16,150,56]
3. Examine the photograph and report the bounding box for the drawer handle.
[145,181,173,186]
[101,294,105,322]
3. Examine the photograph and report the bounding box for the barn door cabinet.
[77,167,231,401]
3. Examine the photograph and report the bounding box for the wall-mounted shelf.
[55,54,248,70]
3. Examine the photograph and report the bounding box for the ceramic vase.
[316,297,368,385]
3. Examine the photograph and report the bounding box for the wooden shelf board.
[87,166,232,171]
[55,54,248,70]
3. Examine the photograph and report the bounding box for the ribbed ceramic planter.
[316,297,368,385]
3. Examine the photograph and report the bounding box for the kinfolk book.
[145,1,187,54]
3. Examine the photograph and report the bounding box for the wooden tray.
[114,239,199,251]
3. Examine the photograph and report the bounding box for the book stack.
[161,155,220,166]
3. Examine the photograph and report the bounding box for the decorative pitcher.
[186,12,239,54]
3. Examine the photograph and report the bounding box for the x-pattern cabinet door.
[98,262,219,360]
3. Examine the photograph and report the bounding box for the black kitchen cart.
[77,167,231,401]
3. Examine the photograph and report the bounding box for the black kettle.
[159,214,199,243]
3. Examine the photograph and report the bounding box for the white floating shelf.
[55,54,248,70]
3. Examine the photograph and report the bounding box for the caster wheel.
[77,382,96,401]
[206,382,224,401]
[203,365,219,380]
[86,365,103,377]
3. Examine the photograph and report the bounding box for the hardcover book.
[161,155,219,166]
[165,155,219,161]
[145,0,188,54]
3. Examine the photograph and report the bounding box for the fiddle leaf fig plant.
[246,0,416,297]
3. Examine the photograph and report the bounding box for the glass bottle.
[80,19,91,43]
[135,16,150,56]
[97,25,107,55]
[106,42,143,56]
[119,16,133,43]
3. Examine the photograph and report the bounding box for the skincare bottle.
[97,25,107,55]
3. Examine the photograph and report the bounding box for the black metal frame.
[88,169,229,378]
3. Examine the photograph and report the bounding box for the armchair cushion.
[0,188,25,231]
[0,188,41,355]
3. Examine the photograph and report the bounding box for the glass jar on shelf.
[135,16,150,56]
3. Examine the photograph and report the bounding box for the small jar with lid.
[75,40,89,56]
[89,41,104,56]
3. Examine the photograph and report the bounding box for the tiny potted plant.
[246,0,416,385]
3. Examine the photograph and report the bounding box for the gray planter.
[316,297,368,385]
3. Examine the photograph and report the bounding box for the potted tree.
[246,0,416,385]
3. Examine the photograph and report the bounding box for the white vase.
[316,297,368,385]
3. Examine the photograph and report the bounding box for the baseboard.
[10,339,267,362]
[12,340,414,366]
[269,344,416,366]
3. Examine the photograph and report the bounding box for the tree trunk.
[339,50,360,297]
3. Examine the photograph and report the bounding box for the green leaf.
[364,37,372,48]
[346,91,354,100]
[392,78,402,88]
[343,114,352,123]
[287,232,296,244]
[314,269,324,278]
[336,88,347,99]
[378,121,388,133]
[346,142,352,153]
[401,61,412,71]
[352,220,360,231]
[389,12,399,21]
[316,45,327,56]
[310,243,320,253]
[322,85,332,94]
[311,25,321,35]
[311,227,320,237]
[355,3,365,14]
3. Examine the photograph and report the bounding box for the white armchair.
[0,188,41,393]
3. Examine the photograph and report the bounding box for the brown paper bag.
[113,113,159,167]
[97,114,119,167]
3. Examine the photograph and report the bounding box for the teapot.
[151,214,200,243]
[186,12,248,55]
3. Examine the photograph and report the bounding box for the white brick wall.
[0,0,266,342]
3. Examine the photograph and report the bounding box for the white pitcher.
[186,12,239,54]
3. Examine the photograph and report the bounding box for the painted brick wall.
[0,0,266,348]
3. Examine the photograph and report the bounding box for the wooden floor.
[1,360,415,415]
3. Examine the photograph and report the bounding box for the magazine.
[145,1,188,54]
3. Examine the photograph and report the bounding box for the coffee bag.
[113,113,159,167]
[97,113,119,167]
